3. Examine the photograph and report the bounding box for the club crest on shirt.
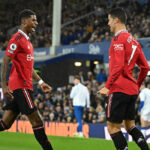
[28,45,30,49]
[113,44,124,51]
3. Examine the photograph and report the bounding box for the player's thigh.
[123,120,135,132]
[15,89,37,115]
[124,95,137,120]
[27,110,43,127]
[106,92,129,123]
[107,121,122,134]
[2,110,19,128]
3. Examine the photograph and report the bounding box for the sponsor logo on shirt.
[8,50,14,54]
[27,54,34,61]
[113,44,124,51]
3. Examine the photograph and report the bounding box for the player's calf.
[33,124,53,150]
[0,120,9,131]
[110,131,128,150]
[128,126,149,150]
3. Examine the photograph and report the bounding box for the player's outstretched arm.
[32,69,52,93]
[1,55,14,100]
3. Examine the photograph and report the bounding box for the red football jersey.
[5,29,34,90]
[105,30,149,95]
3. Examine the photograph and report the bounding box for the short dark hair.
[19,9,36,24]
[109,7,127,24]
[74,75,81,81]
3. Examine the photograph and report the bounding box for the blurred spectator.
[96,103,105,123]
[49,113,55,122]
[96,68,107,83]
[0,0,150,50]
[70,75,90,137]
[0,68,148,127]
[138,81,150,137]
[78,71,84,83]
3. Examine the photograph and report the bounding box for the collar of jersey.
[18,29,29,40]
[115,29,128,37]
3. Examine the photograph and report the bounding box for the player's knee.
[124,124,129,132]
[27,111,43,127]
[107,122,121,134]
[123,121,135,132]
[29,115,43,127]
[107,125,117,133]
[5,125,11,130]
[30,119,43,127]
[108,126,117,133]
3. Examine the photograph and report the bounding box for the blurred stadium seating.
[0,0,150,50]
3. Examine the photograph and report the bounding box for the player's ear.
[22,18,28,27]
[115,18,120,24]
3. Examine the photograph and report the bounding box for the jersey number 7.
[128,45,137,65]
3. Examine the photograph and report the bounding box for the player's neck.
[114,24,126,35]
[20,26,29,36]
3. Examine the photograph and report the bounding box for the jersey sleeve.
[136,47,149,88]
[86,87,90,108]
[5,38,20,58]
[105,39,125,89]
[70,86,77,99]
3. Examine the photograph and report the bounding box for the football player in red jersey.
[99,8,149,150]
[1,9,53,150]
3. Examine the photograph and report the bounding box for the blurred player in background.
[138,81,150,137]
[99,8,149,150]
[1,9,53,150]
[70,75,90,138]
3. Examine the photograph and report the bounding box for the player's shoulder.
[117,32,131,42]
[115,32,140,45]
[113,32,127,43]
[82,84,88,90]
[10,32,24,42]
[78,83,85,88]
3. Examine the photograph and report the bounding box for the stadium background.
[0,0,150,149]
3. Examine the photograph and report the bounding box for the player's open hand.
[40,82,52,93]
[98,87,109,96]
[2,86,14,100]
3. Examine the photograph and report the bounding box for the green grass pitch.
[0,132,149,150]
